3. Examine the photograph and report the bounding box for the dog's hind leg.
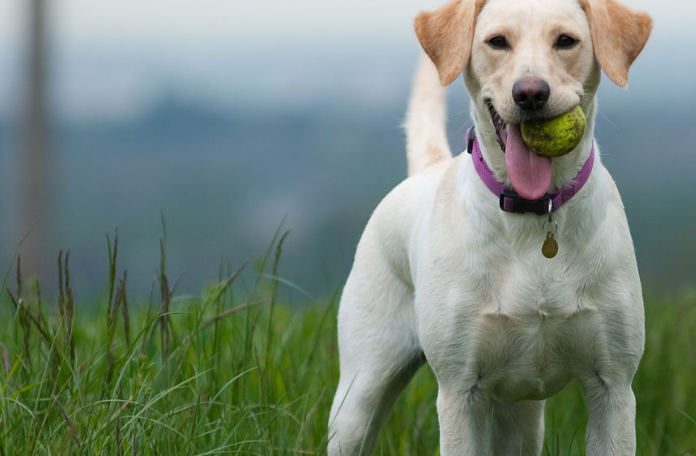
[490,400,545,456]
[328,266,423,456]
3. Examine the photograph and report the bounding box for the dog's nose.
[512,78,550,112]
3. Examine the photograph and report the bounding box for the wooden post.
[19,0,49,281]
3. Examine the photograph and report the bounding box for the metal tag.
[542,232,558,259]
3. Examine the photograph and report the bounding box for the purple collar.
[466,128,594,215]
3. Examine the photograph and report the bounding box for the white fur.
[405,57,452,176]
[328,0,646,454]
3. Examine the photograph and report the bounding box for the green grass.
[0,234,695,455]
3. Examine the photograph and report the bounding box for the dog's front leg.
[582,378,637,455]
[436,382,492,456]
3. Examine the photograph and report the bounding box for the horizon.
[0,36,692,126]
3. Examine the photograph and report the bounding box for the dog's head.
[414,0,652,197]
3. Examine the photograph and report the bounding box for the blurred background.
[0,0,694,301]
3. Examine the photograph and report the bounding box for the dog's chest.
[428,247,607,402]
[418,184,633,402]
[466,259,600,402]
[472,307,590,402]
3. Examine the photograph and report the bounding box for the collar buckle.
[499,189,551,215]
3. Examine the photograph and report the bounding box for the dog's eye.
[555,35,578,49]
[487,36,510,50]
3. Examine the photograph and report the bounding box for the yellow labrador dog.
[328,0,652,454]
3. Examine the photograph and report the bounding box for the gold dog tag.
[542,232,558,259]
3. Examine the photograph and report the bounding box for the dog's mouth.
[485,100,552,201]
[487,102,508,152]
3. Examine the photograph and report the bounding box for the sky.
[0,0,692,122]
[0,0,688,49]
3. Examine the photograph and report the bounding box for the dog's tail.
[405,54,452,177]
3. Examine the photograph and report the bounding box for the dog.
[328,0,652,454]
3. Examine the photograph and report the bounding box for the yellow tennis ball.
[521,106,586,157]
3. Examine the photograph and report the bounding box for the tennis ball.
[521,106,586,157]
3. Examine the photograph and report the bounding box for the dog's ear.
[580,0,652,88]
[414,0,484,86]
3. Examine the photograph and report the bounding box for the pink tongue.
[505,124,552,200]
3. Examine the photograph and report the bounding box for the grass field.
[0,234,695,455]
